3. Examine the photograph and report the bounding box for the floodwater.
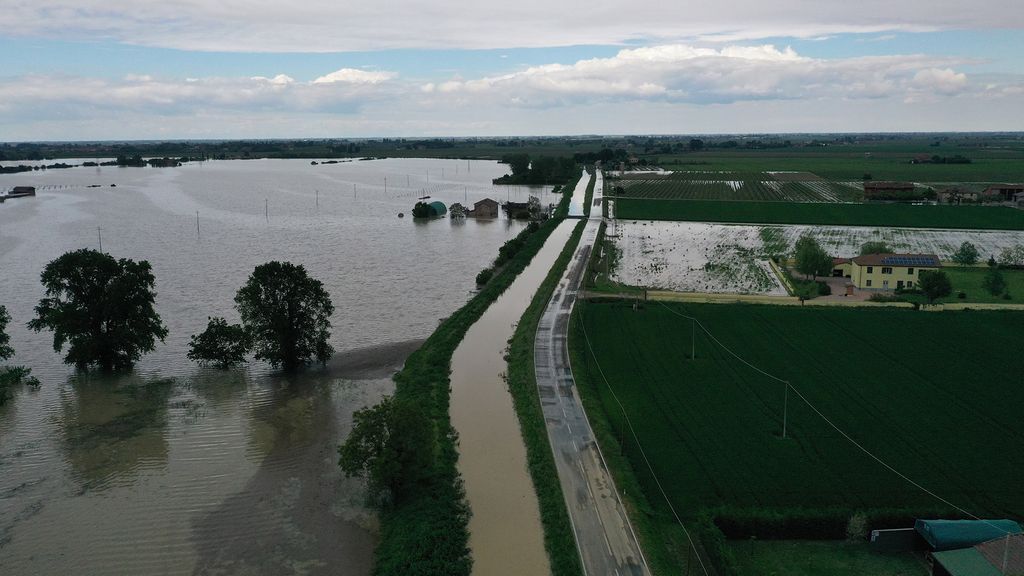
[450,219,578,576]
[0,158,551,575]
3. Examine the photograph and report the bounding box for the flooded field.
[0,158,548,575]
[611,220,1024,295]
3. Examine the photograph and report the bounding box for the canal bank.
[450,219,576,575]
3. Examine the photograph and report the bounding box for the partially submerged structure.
[471,198,499,219]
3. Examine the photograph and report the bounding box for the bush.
[817,281,832,296]
[475,268,494,286]
[1004,292,1013,300]
[957,291,967,299]
[187,316,250,368]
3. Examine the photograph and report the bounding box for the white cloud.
[313,69,397,84]
[0,70,399,118]
[1,44,1022,139]
[1,1,1022,52]
[431,44,976,106]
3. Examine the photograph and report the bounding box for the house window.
[867,266,873,273]
[866,279,873,287]
[907,281,913,288]
[882,267,893,274]
[908,268,914,275]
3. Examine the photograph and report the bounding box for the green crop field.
[611,172,862,203]
[573,301,1024,518]
[613,198,1024,230]
[729,541,925,576]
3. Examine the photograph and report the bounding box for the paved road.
[535,171,650,575]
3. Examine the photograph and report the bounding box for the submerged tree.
[28,249,167,371]
[0,305,12,363]
[338,396,433,505]
[235,261,334,370]
[187,317,250,369]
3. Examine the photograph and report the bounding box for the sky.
[1,1,1023,140]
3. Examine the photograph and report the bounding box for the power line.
[653,299,1014,534]
[578,313,711,576]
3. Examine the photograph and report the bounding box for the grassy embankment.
[504,217,587,576]
[614,198,1024,231]
[570,300,1024,574]
[369,175,578,576]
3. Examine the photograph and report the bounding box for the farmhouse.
[984,184,1024,202]
[831,253,941,290]
[471,198,499,218]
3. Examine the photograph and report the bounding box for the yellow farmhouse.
[831,253,941,290]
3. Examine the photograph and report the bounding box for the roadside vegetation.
[570,300,1024,574]
[338,175,578,576]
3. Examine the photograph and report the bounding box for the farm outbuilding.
[428,201,447,216]
[983,184,1024,202]
[915,519,1022,551]
[472,198,499,218]
[929,533,1024,576]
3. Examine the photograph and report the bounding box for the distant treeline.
[492,154,578,185]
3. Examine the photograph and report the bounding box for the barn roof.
[915,519,1022,551]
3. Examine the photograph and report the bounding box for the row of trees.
[2,249,335,380]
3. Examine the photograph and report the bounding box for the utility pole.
[315,189,319,209]
[97,227,103,252]
[384,176,387,195]
[265,199,268,222]
[196,211,200,238]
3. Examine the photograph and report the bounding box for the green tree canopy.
[951,241,980,267]
[338,396,433,506]
[982,269,1007,296]
[235,261,334,370]
[187,317,250,369]
[28,249,167,371]
[919,270,953,303]
[859,241,893,255]
[794,236,833,280]
[0,305,13,362]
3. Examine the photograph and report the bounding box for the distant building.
[983,184,1024,202]
[831,253,941,290]
[472,198,499,219]
[937,187,979,204]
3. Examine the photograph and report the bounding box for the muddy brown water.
[450,219,577,576]
[0,158,553,575]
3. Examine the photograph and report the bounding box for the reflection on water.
[59,374,174,492]
[0,158,541,575]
